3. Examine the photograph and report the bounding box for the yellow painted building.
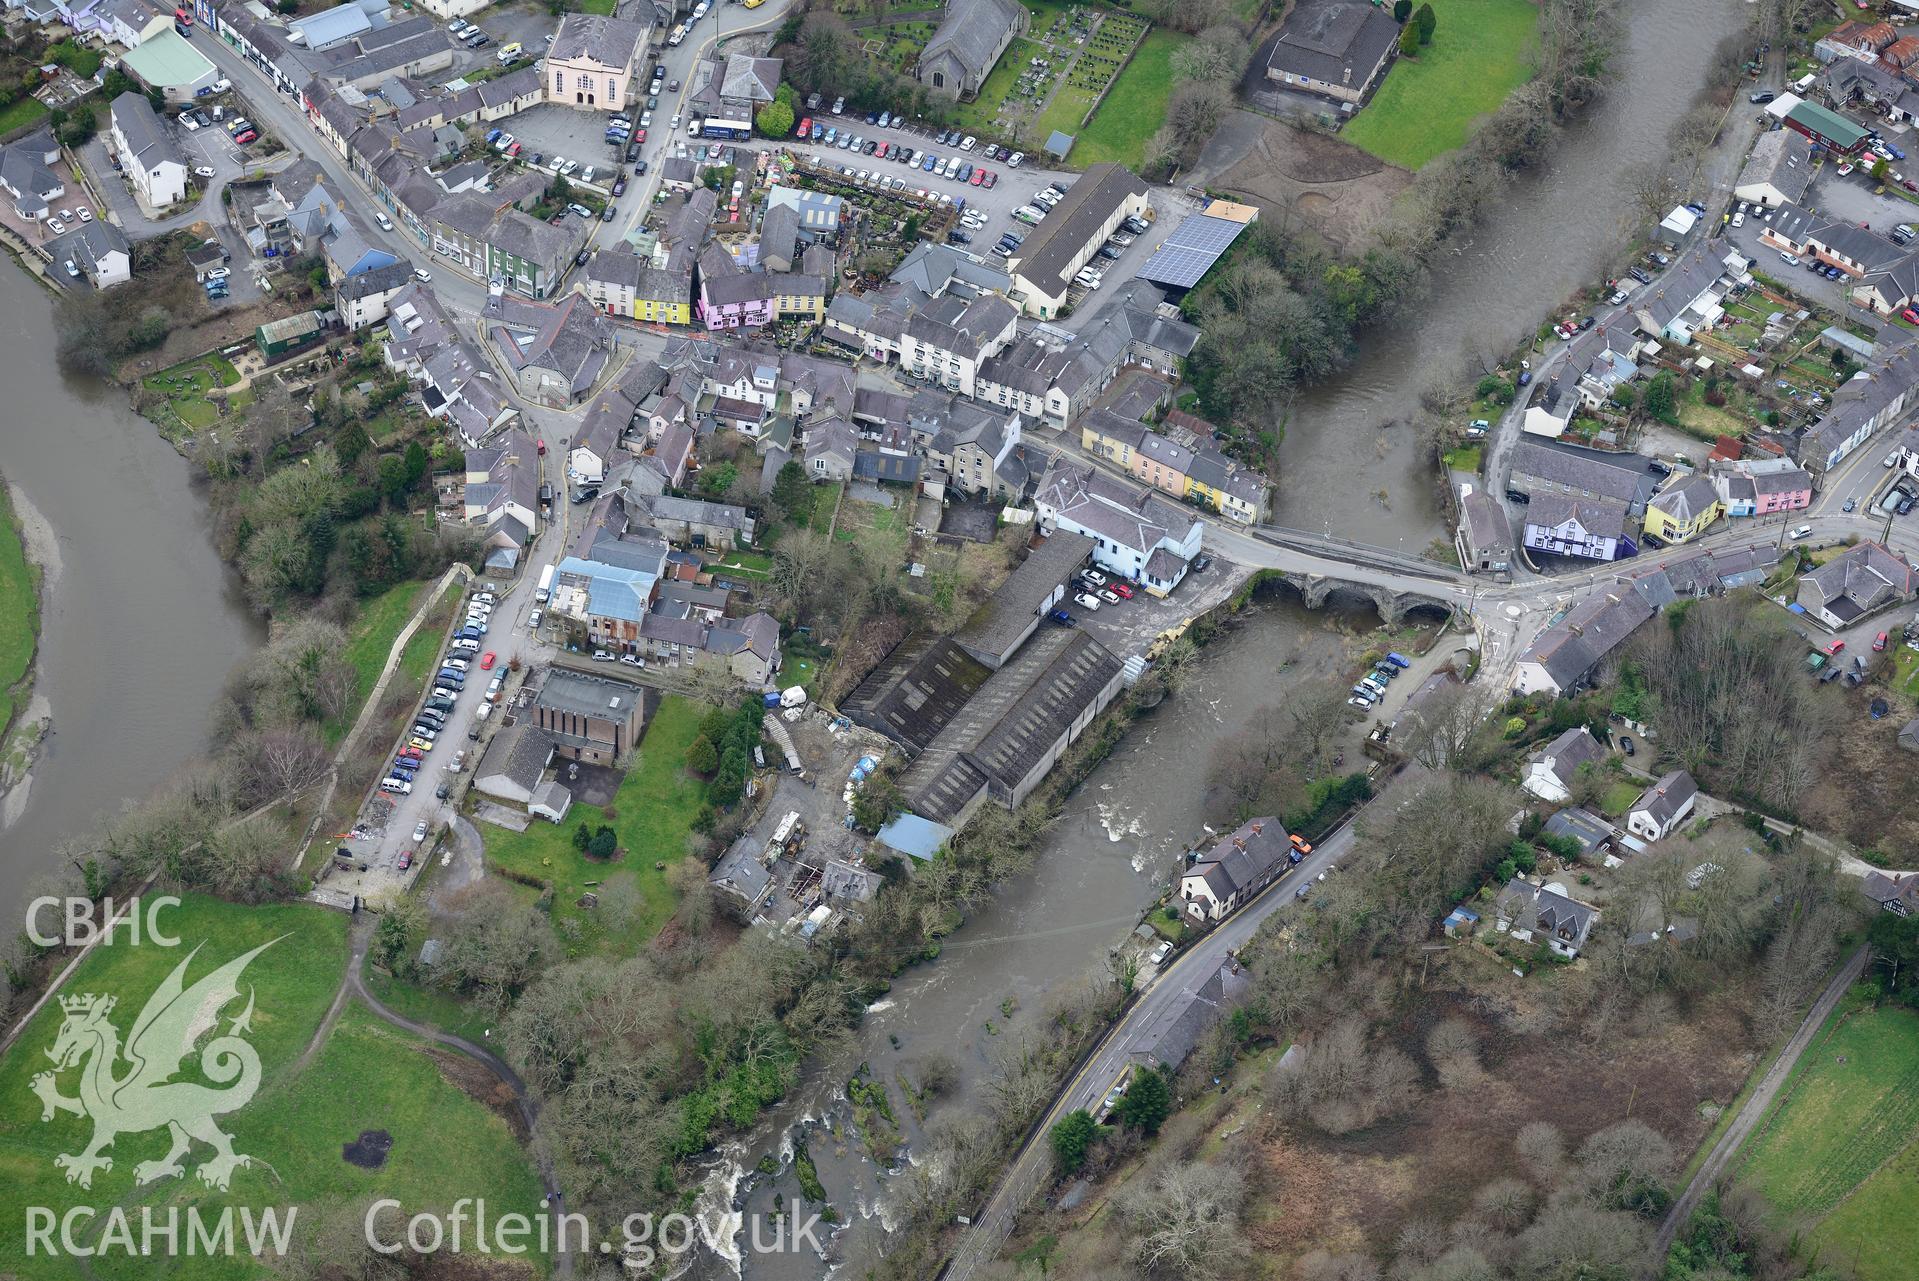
[1642,474,1723,545]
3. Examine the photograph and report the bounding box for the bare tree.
[1426,1017,1482,1089]
[1514,1119,1565,1185]
[1396,680,1494,770]
[1471,1175,1536,1232]
[1622,159,1683,224]
[1115,1161,1253,1280]
[250,726,331,798]
[1268,1016,1421,1135]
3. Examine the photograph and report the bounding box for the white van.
[379,778,413,795]
[497,41,523,62]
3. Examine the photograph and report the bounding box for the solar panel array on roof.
[1137,212,1253,289]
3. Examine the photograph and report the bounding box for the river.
[1273,0,1749,552]
[0,265,264,920]
[704,0,1751,1274]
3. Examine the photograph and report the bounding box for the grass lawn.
[1599,779,1642,818]
[140,353,243,444]
[0,486,40,738]
[571,0,616,12]
[362,968,497,1045]
[0,96,50,135]
[230,1003,548,1274]
[1341,0,1539,170]
[1065,28,1177,169]
[1892,646,1919,699]
[480,695,707,956]
[0,896,349,1278]
[950,37,1049,134]
[323,578,435,745]
[1442,444,1483,473]
[1738,1001,1919,1281]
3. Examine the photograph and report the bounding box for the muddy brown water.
[1272,0,1749,553]
[0,265,264,921]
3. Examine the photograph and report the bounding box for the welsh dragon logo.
[30,938,282,1192]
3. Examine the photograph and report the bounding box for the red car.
[536,437,546,455]
[635,128,646,144]
[480,650,497,670]
[970,169,984,186]
[1824,638,1846,656]
[981,170,997,188]
[398,850,413,870]
[234,130,257,145]
[796,116,812,137]
[1903,308,1919,325]
[1874,631,1889,651]
[1109,581,1134,598]
[399,746,424,760]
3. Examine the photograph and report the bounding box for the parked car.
[1049,608,1076,626]
[1073,592,1102,611]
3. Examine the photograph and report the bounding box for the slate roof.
[1799,540,1914,620]
[853,450,922,484]
[1517,577,1661,691]
[1649,474,1719,526]
[710,835,772,907]
[1543,807,1612,856]
[336,258,414,301]
[1034,459,1199,559]
[476,722,557,797]
[111,91,181,176]
[720,53,782,103]
[920,0,1025,80]
[1459,488,1514,560]
[48,220,130,275]
[1530,727,1607,791]
[1736,127,1814,204]
[1265,0,1399,88]
[1189,817,1291,901]
[1125,957,1251,1072]
[1497,879,1600,949]
[906,289,1017,361]
[1630,769,1699,830]
[549,12,648,68]
[891,240,1012,295]
[952,530,1093,665]
[1011,163,1147,295]
[1510,441,1659,508]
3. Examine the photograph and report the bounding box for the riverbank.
[0,478,52,825]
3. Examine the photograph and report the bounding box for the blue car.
[1892,144,1907,161]
[1384,651,1412,669]
[485,127,503,144]
[921,153,937,171]
[1049,608,1076,627]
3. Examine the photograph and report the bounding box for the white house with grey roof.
[48,220,131,289]
[1522,494,1629,562]
[1734,128,1814,208]
[1496,879,1600,958]
[1005,164,1149,319]
[1513,575,1662,696]
[900,290,1019,396]
[110,92,188,210]
[1797,338,1919,481]
[544,12,650,109]
[1796,541,1915,627]
[1625,770,1698,842]
[915,0,1027,99]
[1033,459,1202,596]
[0,133,64,222]
[1523,727,1607,803]
[1180,817,1292,923]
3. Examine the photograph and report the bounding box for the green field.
[1340,0,1538,170]
[0,894,547,1279]
[323,578,438,745]
[0,897,348,1277]
[480,695,706,954]
[0,485,39,738]
[1738,1001,1919,1281]
[1045,28,1176,169]
[0,96,50,136]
